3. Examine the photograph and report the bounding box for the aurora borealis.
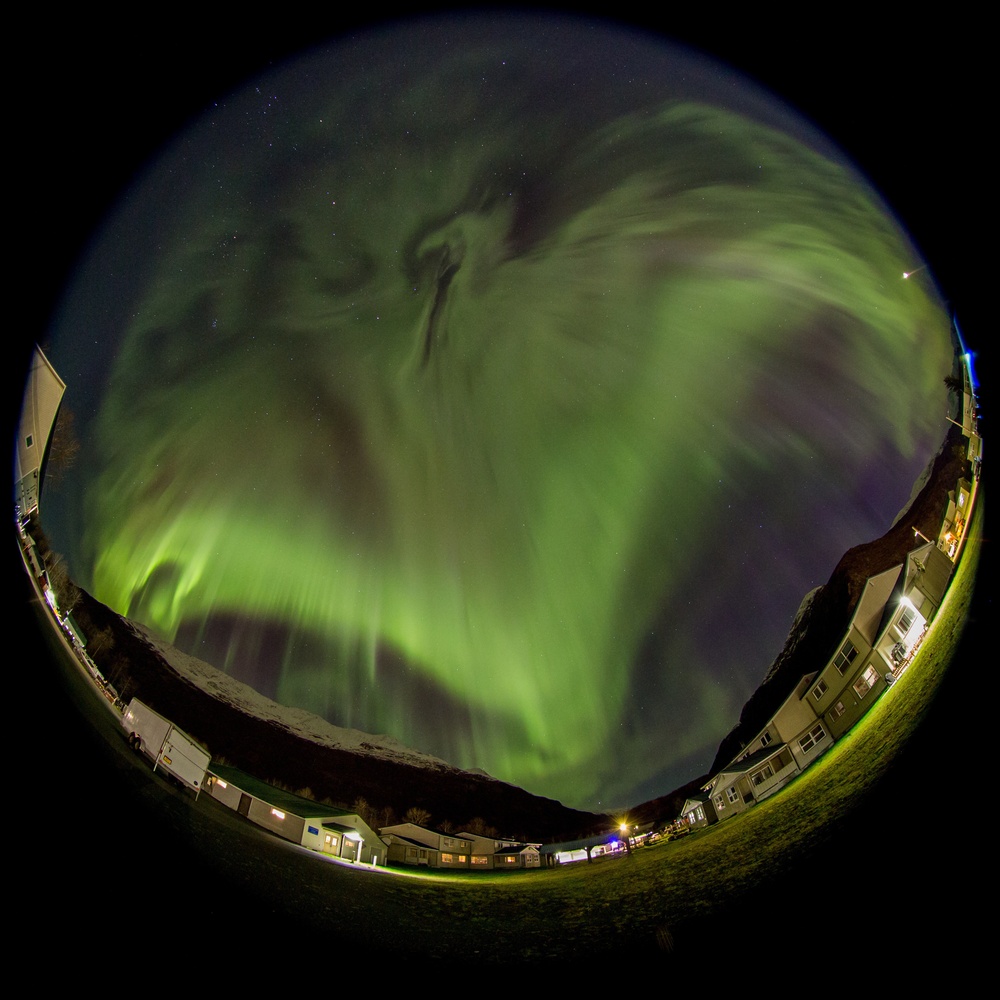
[42,16,955,810]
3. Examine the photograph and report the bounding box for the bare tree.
[463,816,499,838]
[374,804,397,830]
[45,553,80,615]
[352,797,376,827]
[88,625,117,659]
[404,806,432,827]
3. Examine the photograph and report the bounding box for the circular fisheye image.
[15,10,985,972]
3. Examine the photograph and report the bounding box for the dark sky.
[15,7,989,972]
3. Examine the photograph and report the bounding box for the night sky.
[32,13,968,813]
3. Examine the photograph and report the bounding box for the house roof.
[680,793,711,813]
[710,744,789,786]
[904,542,953,608]
[209,763,352,818]
[382,833,434,850]
[322,821,361,836]
[852,564,903,646]
[379,822,478,852]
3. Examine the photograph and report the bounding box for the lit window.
[715,794,725,810]
[441,853,454,863]
[896,605,916,636]
[271,809,285,821]
[853,665,879,699]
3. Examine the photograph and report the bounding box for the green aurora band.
[68,25,952,809]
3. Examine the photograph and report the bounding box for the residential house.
[806,564,902,739]
[938,478,973,559]
[205,764,386,864]
[380,822,481,869]
[809,542,953,739]
[679,793,718,830]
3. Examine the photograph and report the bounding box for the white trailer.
[121,699,210,796]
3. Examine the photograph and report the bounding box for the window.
[458,855,467,863]
[751,764,774,786]
[715,794,725,810]
[760,731,772,748]
[834,640,858,674]
[727,786,740,804]
[853,665,879,699]
[830,700,846,720]
[896,605,916,636]
[441,853,454,863]
[798,724,827,754]
[471,855,488,866]
[812,679,828,701]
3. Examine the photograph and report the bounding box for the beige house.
[807,564,902,739]
[380,822,481,869]
[205,764,386,865]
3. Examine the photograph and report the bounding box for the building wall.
[246,798,305,844]
[206,773,247,811]
[807,624,874,719]
[824,651,887,739]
